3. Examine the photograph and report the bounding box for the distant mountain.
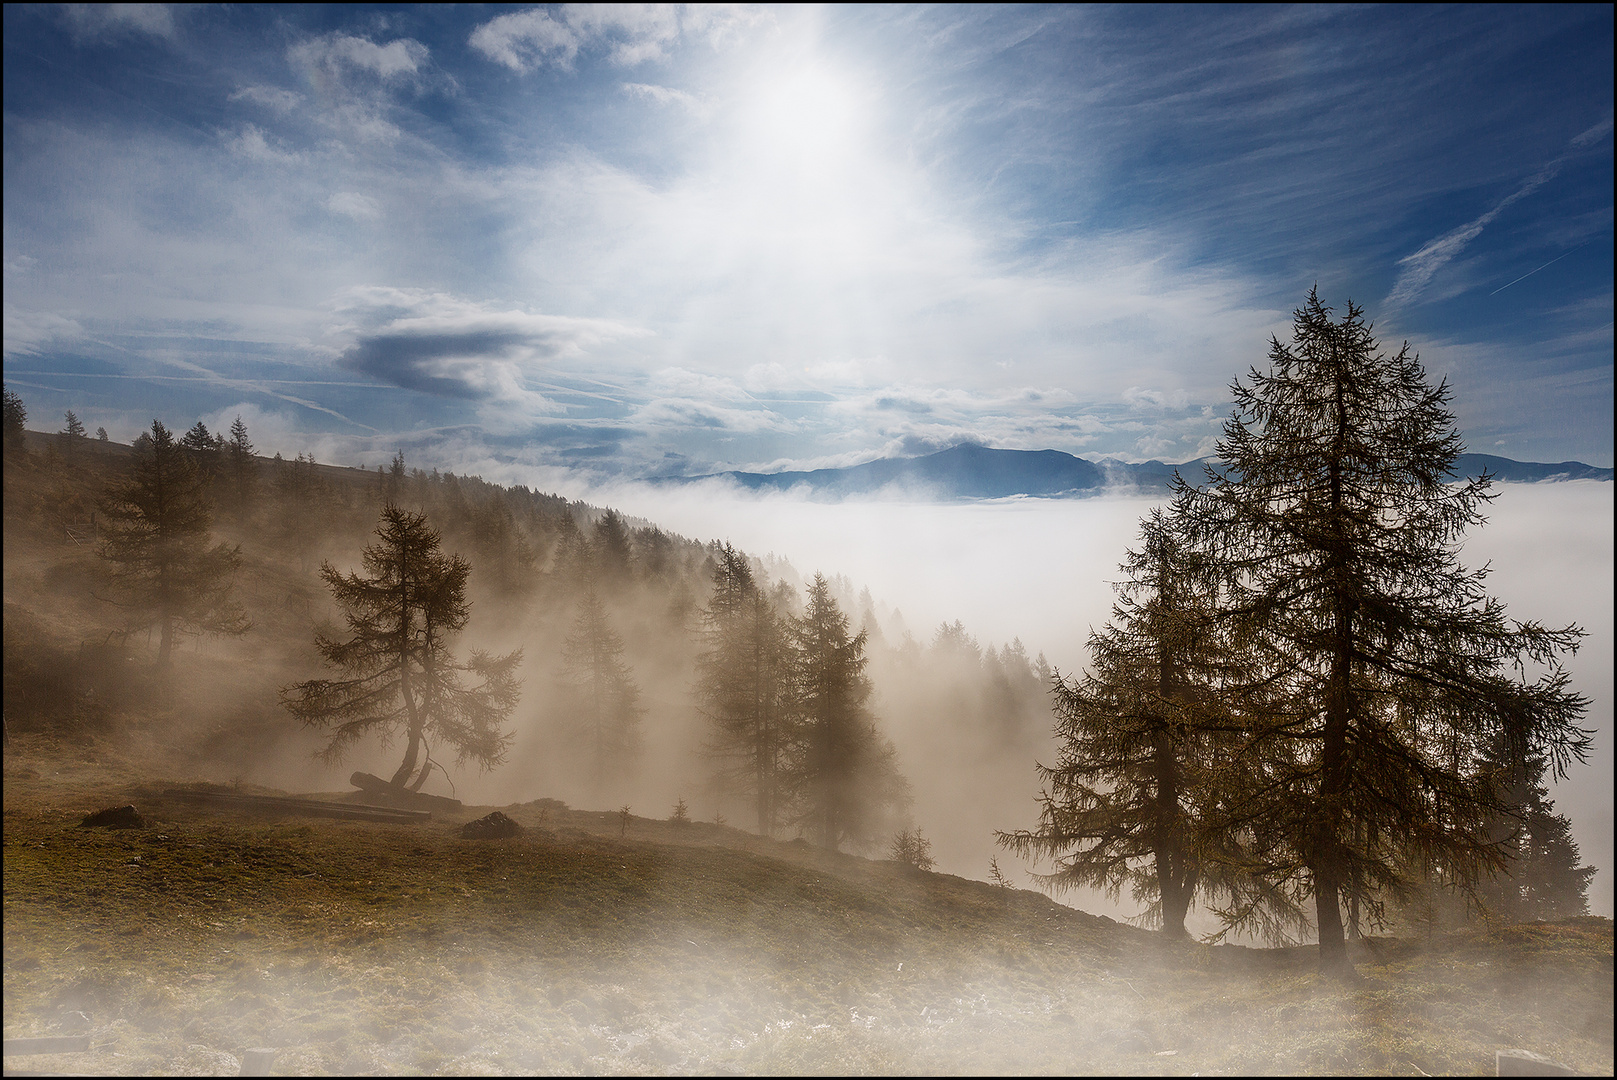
[679,446,1612,500]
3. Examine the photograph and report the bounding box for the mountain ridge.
[673,445,1614,500]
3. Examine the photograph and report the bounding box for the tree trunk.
[1314,862,1352,977]
[1160,874,1192,939]
[157,615,175,667]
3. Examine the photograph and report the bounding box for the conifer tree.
[224,415,257,513]
[786,574,910,850]
[999,509,1305,941]
[181,421,218,452]
[695,544,793,835]
[558,588,644,790]
[3,386,27,452]
[1178,289,1590,975]
[591,509,633,587]
[98,420,248,666]
[282,504,521,790]
[62,410,87,439]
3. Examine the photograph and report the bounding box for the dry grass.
[4,739,1612,1076]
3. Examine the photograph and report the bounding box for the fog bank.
[599,479,1615,918]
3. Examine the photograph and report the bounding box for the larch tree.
[97,420,249,666]
[558,587,644,791]
[695,544,793,835]
[999,509,1305,942]
[1178,289,1590,976]
[787,574,910,851]
[282,504,522,790]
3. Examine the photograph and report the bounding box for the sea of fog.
[597,479,1615,918]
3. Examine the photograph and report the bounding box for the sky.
[3,3,1613,479]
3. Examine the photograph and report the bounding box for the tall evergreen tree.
[1178,289,1590,975]
[786,574,910,851]
[999,509,1304,942]
[695,544,793,835]
[591,509,634,587]
[558,588,644,791]
[181,421,218,452]
[3,386,27,452]
[282,504,522,789]
[98,420,249,666]
[62,410,87,439]
[224,415,257,514]
[1475,742,1597,923]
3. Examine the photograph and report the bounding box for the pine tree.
[1178,289,1590,975]
[282,504,522,789]
[224,415,257,514]
[98,420,249,666]
[1475,742,1597,923]
[62,411,87,439]
[786,574,910,851]
[3,386,27,452]
[591,509,633,587]
[558,588,644,791]
[181,421,217,452]
[695,544,793,835]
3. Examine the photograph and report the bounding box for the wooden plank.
[162,789,430,823]
[3,1036,92,1055]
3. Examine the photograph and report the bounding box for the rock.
[460,811,523,839]
[80,805,145,829]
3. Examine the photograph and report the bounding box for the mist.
[587,478,1616,919]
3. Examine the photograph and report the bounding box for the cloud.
[1385,119,1609,309]
[468,8,581,72]
[329,288,650,413]
[2,305,85,358]
[622,82,706,115]
[59,3,176,42]
[225,124,303,164]
[469,4,765,73]
[228,86,304,114]
[288,33,430,83]
[326,191,381,220]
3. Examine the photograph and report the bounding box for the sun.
[740,64,869,177]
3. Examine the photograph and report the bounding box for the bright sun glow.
[741,64,868,175]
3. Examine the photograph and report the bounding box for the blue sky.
[4,3,1612,479]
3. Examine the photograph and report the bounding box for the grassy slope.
[4,744,1613,1077]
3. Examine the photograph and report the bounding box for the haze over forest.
[3,0,1613,1039]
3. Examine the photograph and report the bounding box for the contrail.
[1489,246,1582,296]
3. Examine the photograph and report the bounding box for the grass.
[3,739,1612,1076]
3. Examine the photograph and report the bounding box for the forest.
[3,292,1598,976]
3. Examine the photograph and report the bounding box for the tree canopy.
[282,504,522,790]
[1175,289,1590,973]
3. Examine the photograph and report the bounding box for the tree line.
[3,397,924,856]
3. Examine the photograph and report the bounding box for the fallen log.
[349,771,463,813]
[163,789,430,823]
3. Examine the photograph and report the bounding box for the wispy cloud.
[468,4,763,73]
[1386,119,1612,309]
[58,3,176,42]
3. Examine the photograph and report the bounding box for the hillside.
[4,740,1613,1076]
